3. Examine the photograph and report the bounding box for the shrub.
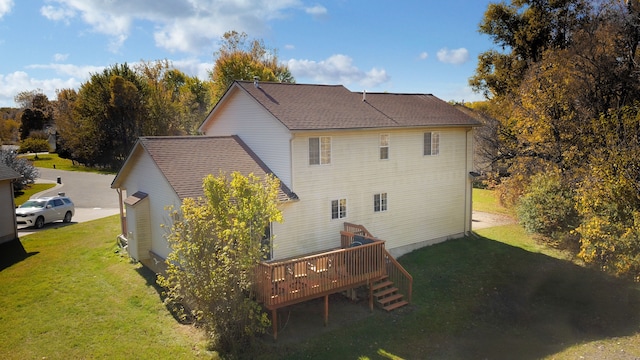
[517,171,579,247]
[19,137,50,154]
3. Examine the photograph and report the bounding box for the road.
[17,168,121,236]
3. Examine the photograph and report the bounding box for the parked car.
[16,195,75,229]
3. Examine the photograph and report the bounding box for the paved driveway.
[17,168,120,236]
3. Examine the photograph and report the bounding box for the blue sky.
[0,0,496,108]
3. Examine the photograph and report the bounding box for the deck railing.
[383,249,413,303]
[254,240,386,309]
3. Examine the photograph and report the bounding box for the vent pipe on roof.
[362,89,366,101]
[253,76,260,88]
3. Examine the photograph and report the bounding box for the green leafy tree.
[158,172,282,355]
[0,149,38,191]
[19,138,50,155]
[517,170,579,247]
[210,31,294,104]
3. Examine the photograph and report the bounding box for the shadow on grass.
[400,234,640,360]
[0,238,38,271]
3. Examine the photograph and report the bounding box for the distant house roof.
[0,164,21,181]
[202,81,481,131]
[111,136,297,202]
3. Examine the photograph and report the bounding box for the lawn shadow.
[404,235,640,360]
[0,238,38,271]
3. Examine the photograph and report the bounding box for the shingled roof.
[113,136,297,202]
[227,81,481,130]
[0,163,21,181]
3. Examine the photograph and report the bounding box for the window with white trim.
[309,136,331,165]
[331,198,347,219]
[374,193,387,212]
[379,134,389,160]
[424,131,440,156]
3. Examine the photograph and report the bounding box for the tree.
[158,172,282,355]
[0,149,38,191]
[209,31,295,104]
[19,138,50,155]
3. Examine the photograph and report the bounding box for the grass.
[13,183,57,206]
[473,187,513,215]
[1,191,639,359]
[0,216,213,359]
[21,153,116,174]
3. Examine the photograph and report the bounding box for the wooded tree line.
[470,0,640,280]
[2,31,294,170]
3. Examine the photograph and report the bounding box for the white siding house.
[112,80,479,266]
[0,164,21,244]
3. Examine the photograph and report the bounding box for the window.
[374,193,387,212]
[331,199,347,219]
[309,136,331,165]
[379,134,389,160]
[424,131,440,156]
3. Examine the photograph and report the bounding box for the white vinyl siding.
[0,180,17,243]
[270,128,470,260]
[424,131,440,156]
[199,88,293,188]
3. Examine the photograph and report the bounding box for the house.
[0,164,21,244]
[111,80,480,337]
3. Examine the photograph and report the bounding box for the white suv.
[16,195,75,229]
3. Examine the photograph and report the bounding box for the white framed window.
[374,193,387,212]
[309,136,331,165]
[424,131,440,156]
[331,198,347,219]
[379,134,389,160]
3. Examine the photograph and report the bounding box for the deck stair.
[371,275,409,311]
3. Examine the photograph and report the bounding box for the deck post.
[324,295,329,326]
[272,309,278,341]
[368,279,374,312]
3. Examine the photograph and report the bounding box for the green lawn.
[13,183,57,206]
[21,153,115,174]
[473,187,513,215]
[1,193,639,359]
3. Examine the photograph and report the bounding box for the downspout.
[116,188,126,235]
[11,179,18,240]
[465,128,473,236]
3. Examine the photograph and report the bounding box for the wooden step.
[377,293,404,304]
[383,300,409,312]
[373,286,399,298]
[371,280,394,291]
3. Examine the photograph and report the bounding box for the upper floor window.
[309,137,331,165]
[424,132,440,156]
[374,193,387,212]
[331,198,347,219]
[379,134,389,160]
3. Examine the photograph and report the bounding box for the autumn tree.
[158,172,282,355]
[210,31,294,104]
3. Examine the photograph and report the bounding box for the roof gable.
[113,136,296,202]
[0,164,21,181]
[201,81,481,131]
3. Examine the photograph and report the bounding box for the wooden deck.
[254,223,413,339]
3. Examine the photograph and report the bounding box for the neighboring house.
[0,164,21,244]
[111,80,480,336]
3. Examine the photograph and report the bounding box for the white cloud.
[41,0,303,54]
[53,53,69,62]
[287,54,389,88]
[0,71,81,107]
[0,0,13,19]
[305,5,327,19]
[419,51,428,60]
[436,47,469,65]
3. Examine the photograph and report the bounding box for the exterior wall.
[0,180,18,244]
[119,149,182,260]
[125,197,152,261]
[271,127,472,260]
[200,89,293,188]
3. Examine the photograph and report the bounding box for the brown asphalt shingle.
[138,136,296,202]
[0,164,21,181]
[234,81,481,130]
